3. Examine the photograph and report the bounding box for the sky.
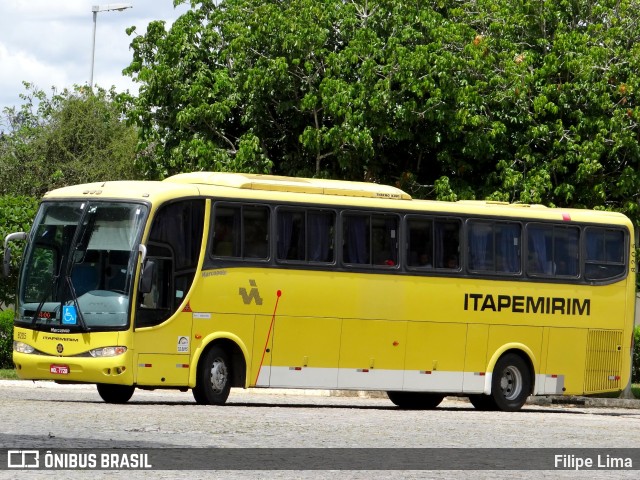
[0,0,191,115]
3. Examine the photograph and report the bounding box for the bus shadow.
[27,397,636,416]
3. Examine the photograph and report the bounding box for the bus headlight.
[89,346,127,357]
[14,341,35,354]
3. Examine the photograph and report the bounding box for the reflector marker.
[474,372,486,376]
[420,371,432,375]
[356,369,370,373]
[176,364,189,369]
[289,367,302,371]
[138,363,152,368]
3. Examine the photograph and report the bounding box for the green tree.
[0,195,38,309]
[0,83,140,198]
[124,0,640,225]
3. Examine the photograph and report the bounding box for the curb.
[526,394,640,409]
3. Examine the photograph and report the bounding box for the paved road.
[0,381,639,479]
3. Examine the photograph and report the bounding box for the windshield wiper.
[31,273,60,326]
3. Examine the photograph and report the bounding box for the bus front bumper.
[13,351,134,385]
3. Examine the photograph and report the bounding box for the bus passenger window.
[406,217,460,270]
[307,211,335,262]
[468,222,494,271]
[585,228,626,280]
[343,215,370,264]
[555,230,579,276]
[343,213,398,267]
[527,224,579,277]
[212,206,240,257]
[278,210,305,260]
[527,226,553,275]
[277,209,335,263]
[469,221,520,274]
[243,206,269,259]
[371,216,398,266]
[407,218,433,268]
[212,204,269,260]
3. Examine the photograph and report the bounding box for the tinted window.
[468,221,521,273]
[407,217,461,269]
[277,209,335,263]
[343,213,398,267]
[211,204,270,260]
[527,224,579,277]
[585,227,626,280]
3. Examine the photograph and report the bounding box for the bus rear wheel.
[96,383,135,404]
[193,345,232,405]
[489,353,532,412]
[387,392,445,409]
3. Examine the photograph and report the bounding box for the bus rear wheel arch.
[470,351,533,412]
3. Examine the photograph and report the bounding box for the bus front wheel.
[96,383,135,404]
[193,345,232,405]
[489,353,532,412]
[387,392,445,409]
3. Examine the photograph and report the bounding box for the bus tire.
[193,345,231,405]
[490,353,532,412]
[96,383,135,404]
[387,392,444,409]
[468,394,498,411]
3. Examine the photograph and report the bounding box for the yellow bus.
[5,172,636,411]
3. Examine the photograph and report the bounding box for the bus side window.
[468,221,520,274]
[527,225,552,275]
[407,217,433,268]
[343,213,398,267]
[307,210,334,262]
[434,219,460,269]
[277,209,335,263]
[243,206,269,259]
[468,221,494,271]
[136,199,205,328]
[554,227,579,276]
[343,214,370,264]
[371,215,398,266]
[212,206,241,257]
[585,227,626,280]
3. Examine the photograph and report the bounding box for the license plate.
[50,364,69,375]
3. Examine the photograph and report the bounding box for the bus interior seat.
[71,264,99,296]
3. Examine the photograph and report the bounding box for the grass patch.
[0,369,19,380]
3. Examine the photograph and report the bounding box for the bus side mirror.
[139,259,156,295]
[3,232,27,277]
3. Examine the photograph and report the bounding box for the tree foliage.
[124,0,640,224]
[0,195,38,309]
[0,83,139,198]
[0,83,140,307]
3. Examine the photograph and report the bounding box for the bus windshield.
[16,201,148,331]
